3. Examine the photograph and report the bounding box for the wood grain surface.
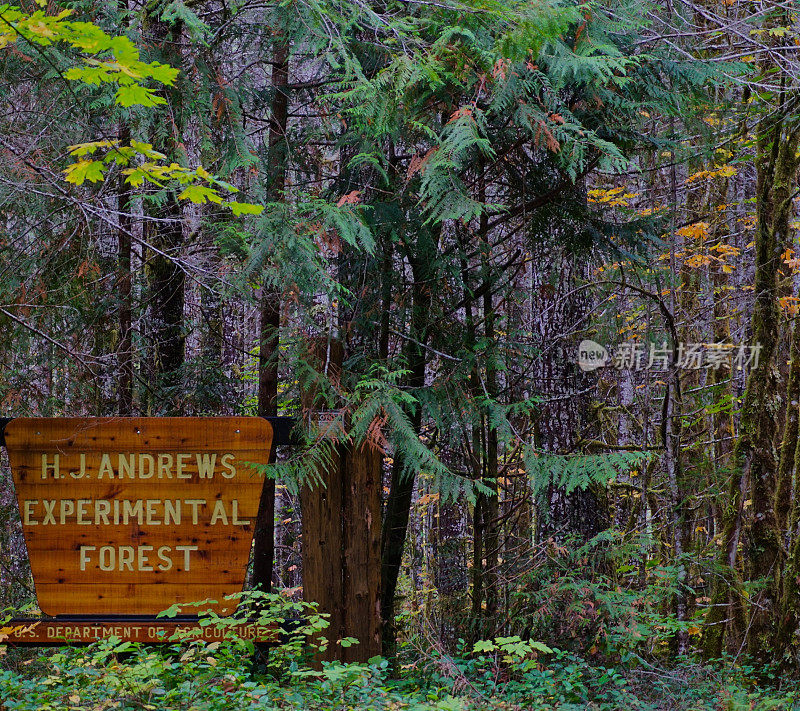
[5,417,273,617]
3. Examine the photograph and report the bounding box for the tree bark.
[705,121,800,660]
[300,338,382,661]
[117,118,133,416]
[342,442,383,660]
[743,124,799,661]
[380,244,433,654]
[480,170,500,625]
[145,9,185,414]
[251,36,289,593]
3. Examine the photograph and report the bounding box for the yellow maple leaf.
[676,222,710,240]
[25,20,57,40]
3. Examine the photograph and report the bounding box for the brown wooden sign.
[5,417,273,617]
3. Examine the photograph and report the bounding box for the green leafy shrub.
[505,529,695,660]
[2,618,799,710]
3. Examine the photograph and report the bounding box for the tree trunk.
[461,246,485,633]
[743,125,799,661]
[479,168,500,625]
[300,338,382,661]
[342,442,383,660]
[251,36,289,593]
[705,121,800,660]
[380,245,433,654]
[776,315,800,534]
[482,278,500,624]
[146,10,185,414]
[117,118,133,416]
[300,338,344,662]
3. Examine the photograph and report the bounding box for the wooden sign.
[5,417,273,617]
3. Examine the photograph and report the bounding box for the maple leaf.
[676,222,710,240]
[64,159,106,185]
[177,185,222,204]
[116,84,165,107]
[228,201,264,216]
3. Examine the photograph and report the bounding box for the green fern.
[524,447,652,498]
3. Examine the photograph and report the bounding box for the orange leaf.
[336,190,361,207]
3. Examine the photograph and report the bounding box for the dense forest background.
[3,0,800,708]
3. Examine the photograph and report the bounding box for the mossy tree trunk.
[704,118,800,660]
[743,122,799,661]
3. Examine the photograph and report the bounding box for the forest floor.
[0,639,798,710]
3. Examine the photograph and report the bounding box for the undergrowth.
[0,590,797,710]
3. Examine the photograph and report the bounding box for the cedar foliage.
[4,0,800,703]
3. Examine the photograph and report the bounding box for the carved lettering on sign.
[0,619,278,645]
[5,417,273,617]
